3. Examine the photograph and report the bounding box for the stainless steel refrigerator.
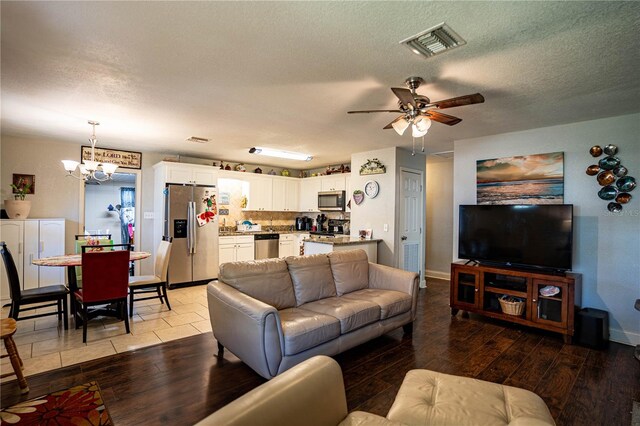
[164,183,219,286]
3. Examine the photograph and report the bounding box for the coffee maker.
[295,216,312,231]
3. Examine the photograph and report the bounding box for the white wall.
[1,135,164,275]
[350,147,397,266]
[453,113,640,345]
[426,156,454,279]
[349,147,427,276]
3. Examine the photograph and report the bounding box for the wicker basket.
[499,297,525,316]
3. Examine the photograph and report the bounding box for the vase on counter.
[4,199,31,219]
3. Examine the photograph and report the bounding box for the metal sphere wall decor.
[587,145,635,212]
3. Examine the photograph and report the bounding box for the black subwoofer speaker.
[576,308,609,349]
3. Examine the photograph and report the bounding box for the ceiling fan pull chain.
[412,136,416,156]
[421,135,425,153]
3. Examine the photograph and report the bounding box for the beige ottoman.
[387,370,555,426]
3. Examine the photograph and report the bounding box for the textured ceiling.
[2,2,639,168]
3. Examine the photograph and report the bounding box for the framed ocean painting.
[476,152,564,205]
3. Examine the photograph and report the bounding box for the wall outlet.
[383,224,388,232]
[144,212,155,220]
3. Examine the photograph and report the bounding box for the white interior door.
[399,169,424,284]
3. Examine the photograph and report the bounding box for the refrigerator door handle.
[188,201,197,254]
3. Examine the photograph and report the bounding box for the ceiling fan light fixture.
[412,124,428,138]
[392,118,410,135]
[414,116,432,132]
[249,146,312,161]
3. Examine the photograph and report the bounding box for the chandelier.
[61,121,118,181]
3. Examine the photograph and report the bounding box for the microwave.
[318,191,346,211]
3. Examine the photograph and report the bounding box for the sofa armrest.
[196,356,348,426]
[207,281,284,379]
[368,263,419,320]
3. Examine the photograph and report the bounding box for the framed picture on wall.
[12,174,35,195]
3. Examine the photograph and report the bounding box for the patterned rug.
[0,381,112,425]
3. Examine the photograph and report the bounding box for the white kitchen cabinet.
[321,175,346,191]
[163,163,217,185]
[278,234,296,258]
[246,175,273,211]
[299,178,322,212]
[0,219,65,302]
[272,178,300,212]
[219,235,255,265]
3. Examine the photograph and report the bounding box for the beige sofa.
[197,355,556,426]
[207,249,419,379]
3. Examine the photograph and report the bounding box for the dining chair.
[74,234,112,240]
[74,243,131,343]
[128,237,173,317]
[0,242,69,330]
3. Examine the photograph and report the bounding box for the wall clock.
[364,180,380,198]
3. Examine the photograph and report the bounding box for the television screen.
[458,204,573,271]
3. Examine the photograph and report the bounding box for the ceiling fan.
[348,77,484,138]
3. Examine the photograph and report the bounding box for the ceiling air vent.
[400,23,466,58]
[186,136,210,143]
[431,151,454,159]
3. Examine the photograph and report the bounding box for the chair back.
[74,238,114,285]
[155,238,173,281]
[81,244,131,303]
[0,242,22,302]
[75,234,112,240]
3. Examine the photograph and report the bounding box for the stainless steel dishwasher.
[254,234,280,259]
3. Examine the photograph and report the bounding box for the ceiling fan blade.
[347,109,403,114]
[431,93,485,109]
[391,87,417,109]
[383,115,405,130]
[426,110,462,126]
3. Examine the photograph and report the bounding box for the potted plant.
[5,178,32,219]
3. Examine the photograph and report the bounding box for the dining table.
[33,251,151,319]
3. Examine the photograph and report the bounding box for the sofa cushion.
[328,250,369,296]
[387,369,555,426]
[220,258,296,310]
[279,308,341,355]
[341,289,412,319]
[299,297,380,334]
[286,254,337,306]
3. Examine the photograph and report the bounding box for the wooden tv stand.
[450,262,582,344]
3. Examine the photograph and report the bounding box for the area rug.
[0,381,112,425]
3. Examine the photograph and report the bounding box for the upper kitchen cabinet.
[299,178,322,212]
[272,178,300,212]
[321,175,346,192]
[159,162,217,185]
[245,174,273,211]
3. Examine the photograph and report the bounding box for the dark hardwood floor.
[2,279,638,425]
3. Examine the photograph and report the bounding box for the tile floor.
[0,285,212,384]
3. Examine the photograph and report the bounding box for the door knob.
[401,236,407,241]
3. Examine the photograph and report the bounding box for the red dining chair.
[75,244,131,343]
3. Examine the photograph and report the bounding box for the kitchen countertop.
[303,236,382,246]
[219,230,312,236]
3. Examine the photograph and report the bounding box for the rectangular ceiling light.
[400,22,466,58]
[250,147,313,161]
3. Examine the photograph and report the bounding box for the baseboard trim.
[426,269,450,281]
[609,328,640,346]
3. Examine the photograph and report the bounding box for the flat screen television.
[458,204,573,272]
